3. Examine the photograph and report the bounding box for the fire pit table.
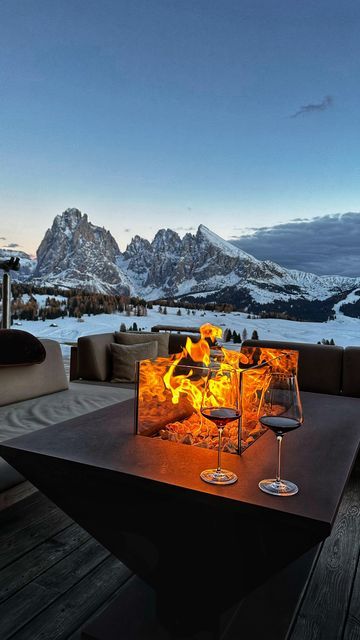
[1,393,359,639]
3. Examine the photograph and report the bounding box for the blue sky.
[1,0,360,262]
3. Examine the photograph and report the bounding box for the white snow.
[198,225,258,261]
[11,305,360,349]
[333,290,360,318]
[21,294,68,306]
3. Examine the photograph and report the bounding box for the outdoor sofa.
[74,331,360,398]
[0,338,135,500]
[72,330,200,386]
[0,331,200,500]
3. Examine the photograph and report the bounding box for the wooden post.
[2,272,11,329]
[0,256,20,328]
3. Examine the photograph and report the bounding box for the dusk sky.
[1,0,360,274]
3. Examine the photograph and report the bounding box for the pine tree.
[120,323,126,332]
[242,328,248,342]
[251,330,259,340]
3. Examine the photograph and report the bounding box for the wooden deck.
[0,458,359,640]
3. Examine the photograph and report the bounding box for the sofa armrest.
[77,333,115,381]
[0,338,68,407]
[70,345,78,381]
[342,347,360,397]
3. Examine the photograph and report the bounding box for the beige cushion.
[115,331,169,358]
[111,341,158,383]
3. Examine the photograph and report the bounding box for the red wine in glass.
[201,407,241,427]
[258,373,303,497]
[200,368,240,485]
[259,416,301,435]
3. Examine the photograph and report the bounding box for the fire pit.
[135,324,298,454]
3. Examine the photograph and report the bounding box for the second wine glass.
[258,372,303,496]
[200,367,240,485]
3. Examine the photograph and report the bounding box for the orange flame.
[137,324,298,452]
[199,323,223,343]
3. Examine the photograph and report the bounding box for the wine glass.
[258,372,303,496]
[200,367,240,485]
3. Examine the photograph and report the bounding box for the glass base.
[200,468,238,485]
[259,478,298,496]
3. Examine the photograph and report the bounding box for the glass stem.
[217,427,223,472]
[276,435,283,483]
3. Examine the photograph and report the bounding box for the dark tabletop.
[1,391,359,536]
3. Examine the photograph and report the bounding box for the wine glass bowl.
[200,367,240,485]
[258,372,303,496]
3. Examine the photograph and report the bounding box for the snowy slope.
[13,305,360,353]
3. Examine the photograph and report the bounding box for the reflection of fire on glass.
[201,407,241,427]
[200,368,240,485]
[135,323,298,455]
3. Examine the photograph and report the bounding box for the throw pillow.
[110,341,158,383]
[0,329,46,366]
[114,331,169,358]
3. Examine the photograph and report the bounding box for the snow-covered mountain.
[6,208,360,320]
[0,248,36,281]
[120,223,360,305]
[33,209,132,294]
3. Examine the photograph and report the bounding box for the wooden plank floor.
[0,459,359,640]
[289,455,360,640]
[0,491,133,640]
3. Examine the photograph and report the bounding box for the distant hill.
[0,248,36,281]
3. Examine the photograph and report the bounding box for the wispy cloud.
[175,226,195,232]
[123,228,131,233]
[7,242,20,248]
[291,95,333,118]
[0,237,6,241]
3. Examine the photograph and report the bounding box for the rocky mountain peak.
[33,209,128,293]
[53,208,83,232]
[152,228,181,253]
[124,235,152,258]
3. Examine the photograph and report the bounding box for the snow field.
[11,305,360,353]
